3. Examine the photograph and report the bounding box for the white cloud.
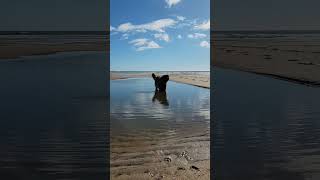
[177,16,186,21]
[154,33,170,42]
[188,33,207,39]
[121,33,129,40]
[118,23,134,32]
[129,39,148,46]
[194,20,210,31]
[177,34,182,39]
[129,38,162,51]
[165,0,182,8]
[200,41,210,48]
[110,26,115,31]
[117,18,177,33]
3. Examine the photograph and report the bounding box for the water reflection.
[0,52,108,179]
[110,78,210,123]
[152,91,169,106]
[213,67,320,180]
[110,78,210,179]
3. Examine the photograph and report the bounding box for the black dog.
[152,73,169,92]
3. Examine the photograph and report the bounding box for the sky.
[0,0,107,31]
[110,0,210,71]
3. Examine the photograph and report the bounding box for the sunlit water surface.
[110,78,210,179]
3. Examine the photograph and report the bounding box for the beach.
[0,32,107,59]
[213,32,320,86]
[3,32,320,88]
[110,72,210,89]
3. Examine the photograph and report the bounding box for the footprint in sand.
[164,156,172,162]
[190,165,200,171]
[177,167,186,171]
[180,151,193,161]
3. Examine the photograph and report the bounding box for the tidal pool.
[213,67,320,180]
[0,52,108,179]
[110,78,210,179]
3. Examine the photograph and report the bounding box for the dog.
[152,73,169,92]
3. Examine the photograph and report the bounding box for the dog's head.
[152,73,169,92]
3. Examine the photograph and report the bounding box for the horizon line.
[111,70,210,72]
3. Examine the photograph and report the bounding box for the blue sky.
[110,0,210,71]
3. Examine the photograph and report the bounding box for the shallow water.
[0,52,108,179]
[110,78,210,179]
[213,67,320,180]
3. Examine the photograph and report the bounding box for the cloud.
[154,33,170,42]
[129,38,148,46]
[200,41,210,48]
[188,33,207,39]
[110,26,115,31]
[129,38,162,51]
[177,16,186,21]
[165,0,182,8]
[121,33,129,40]
[194,20,210,31]
[177,34,182,39]
[117,18,177,33]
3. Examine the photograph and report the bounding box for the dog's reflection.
[152,91,169,106]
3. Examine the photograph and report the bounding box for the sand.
[212,33,320,86]
[111,72,210,89]
[0,34,107,59]
[111,126,210,180]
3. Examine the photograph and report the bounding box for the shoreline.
[251,71,320,87]
[2,33,319,88]
[110,72,210,89]
[0,34,107,60]
[214,64,320,87]
[2,47,318,88]
[0,46,107,60]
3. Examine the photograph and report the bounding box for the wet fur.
[152,73,169,92]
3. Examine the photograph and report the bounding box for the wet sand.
[111,130,210,180]
[110,72,210,89]
[0,33,107,59]
[213,33,320,86]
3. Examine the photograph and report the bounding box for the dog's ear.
[152,73,156,80]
